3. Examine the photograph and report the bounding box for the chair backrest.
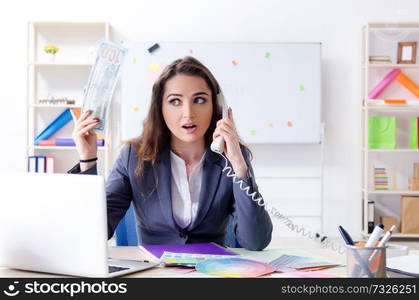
[115,203,241,247]
[115,202,138,246]
[224,216,242,248]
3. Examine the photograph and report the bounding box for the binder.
[368,201,375,234]
[28,156,37,173]
[37,156,46,173]
[45,156,54,173]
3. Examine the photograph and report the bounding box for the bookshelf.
[27,22,112,175]
[362,22,419,238]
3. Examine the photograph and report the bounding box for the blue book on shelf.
[34,109,72,145]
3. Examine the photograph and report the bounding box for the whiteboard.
[121,42,322,143]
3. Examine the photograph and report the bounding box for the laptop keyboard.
[108,265,130,273]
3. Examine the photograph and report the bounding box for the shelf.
[363,99,419,111]
[363,64,419,69]
[29,63,93,67]
[391,233,419,238]
[364,189,419,196]
[363,106,419,111]
[362,22,419,240]
[364,149,419,153]
[31,146,106,150]
[27,21,111,175]
[31,22,107,28]
[31,104,81,108]
[368,22,419,29]
[363,231,419,238]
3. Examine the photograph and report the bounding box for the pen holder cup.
[345,244,387,278]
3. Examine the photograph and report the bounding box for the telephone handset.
[211,91,341,253]
[210,92,228,154]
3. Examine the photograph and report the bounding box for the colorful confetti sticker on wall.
[232,60,239,66]
[188,49,193,54]
[149,63,160,72]
[287,121,293,127]
[132,57,137,64]
[148,63,167,85]
[249,129,256,135]
[268,123,273,128]
[264,52,271,58]
[133,106,139,112]
[298,85,305,91]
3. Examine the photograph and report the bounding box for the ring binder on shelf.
[368,201,375,234]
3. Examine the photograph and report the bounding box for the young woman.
[69,56,272,250]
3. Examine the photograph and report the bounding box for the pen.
[338,226,355,245]
[368,225,396,263]
[361,224,384,265]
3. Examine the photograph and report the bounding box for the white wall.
[1,0,418,242]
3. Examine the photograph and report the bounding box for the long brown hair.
[127,56,249,179]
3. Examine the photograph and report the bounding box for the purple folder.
[139,242,238,260]
[55,138,105,147]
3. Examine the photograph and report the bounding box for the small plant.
[44,45,59,55]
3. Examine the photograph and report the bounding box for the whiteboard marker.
[365,223,384,247]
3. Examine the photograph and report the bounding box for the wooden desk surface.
[0,239,417,278]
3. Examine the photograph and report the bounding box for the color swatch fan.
[195,258,275,278]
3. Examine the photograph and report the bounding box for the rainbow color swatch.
[195,258,276,278]
[161,251,235,267]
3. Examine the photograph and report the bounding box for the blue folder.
[34,109,72,145]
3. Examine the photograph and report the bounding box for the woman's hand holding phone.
[212,107,248,178]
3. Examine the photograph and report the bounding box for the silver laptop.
[0,172,158,277]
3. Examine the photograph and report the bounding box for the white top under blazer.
[170,151,206,229]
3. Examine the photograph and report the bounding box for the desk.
[0,239,417,278]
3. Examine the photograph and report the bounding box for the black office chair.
[224,216,242,248]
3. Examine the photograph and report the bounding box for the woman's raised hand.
[71,109,99,162]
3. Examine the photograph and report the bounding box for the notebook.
[387,255,419,277]
[138,242,238,263]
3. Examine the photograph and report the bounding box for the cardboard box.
[408,178,419,191]
[380,216,399,233]
[401,196,419,233]
[414,163,419,179]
